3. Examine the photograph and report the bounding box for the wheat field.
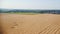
[0,13,60,34]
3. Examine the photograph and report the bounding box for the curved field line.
[38,24,60,34]
[45,24,58,34]
[38,24,53,34]
[56,28,60,34]
[47,24,59,34]
[40,24,58,34]
[53,24,60,34]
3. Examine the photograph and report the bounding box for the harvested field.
[0,13,60,34]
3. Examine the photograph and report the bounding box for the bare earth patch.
[0,13,60,34]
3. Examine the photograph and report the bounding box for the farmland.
[0,13,60,34]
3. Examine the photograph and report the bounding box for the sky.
[0,0,60,9]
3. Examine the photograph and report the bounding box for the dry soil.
[0,13,60,34]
